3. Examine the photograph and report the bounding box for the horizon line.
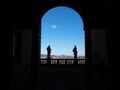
[40,54,85,56]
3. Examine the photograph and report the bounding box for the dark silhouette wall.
[9,0,112,90]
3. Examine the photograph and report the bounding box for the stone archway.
[11,1,110,90]
[40,6,86,65]
[32,5,92,67]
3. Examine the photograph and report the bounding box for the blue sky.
[41,6,85,56]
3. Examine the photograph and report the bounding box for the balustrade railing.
[40,59,85,65]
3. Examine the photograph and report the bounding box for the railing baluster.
[65,59,67,65]
[57,59,59,64]
[40,59,85,65]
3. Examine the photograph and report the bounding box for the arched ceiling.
[12,0,110,30]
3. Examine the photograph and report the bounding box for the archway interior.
[41,6,85,64]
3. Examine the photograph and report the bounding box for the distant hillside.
[41,54,85,59]
[41,54,56,56]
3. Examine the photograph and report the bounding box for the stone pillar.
[85,29,92,67]
[91,29,108,67]
[11,29,32,89]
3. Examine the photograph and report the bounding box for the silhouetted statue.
[47,45,51,64]
[73,45,77,64]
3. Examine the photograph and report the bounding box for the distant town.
[40,54,85,59]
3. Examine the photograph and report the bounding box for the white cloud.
[50,24,57,29]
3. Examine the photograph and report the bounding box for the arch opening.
[40,6,85,65]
